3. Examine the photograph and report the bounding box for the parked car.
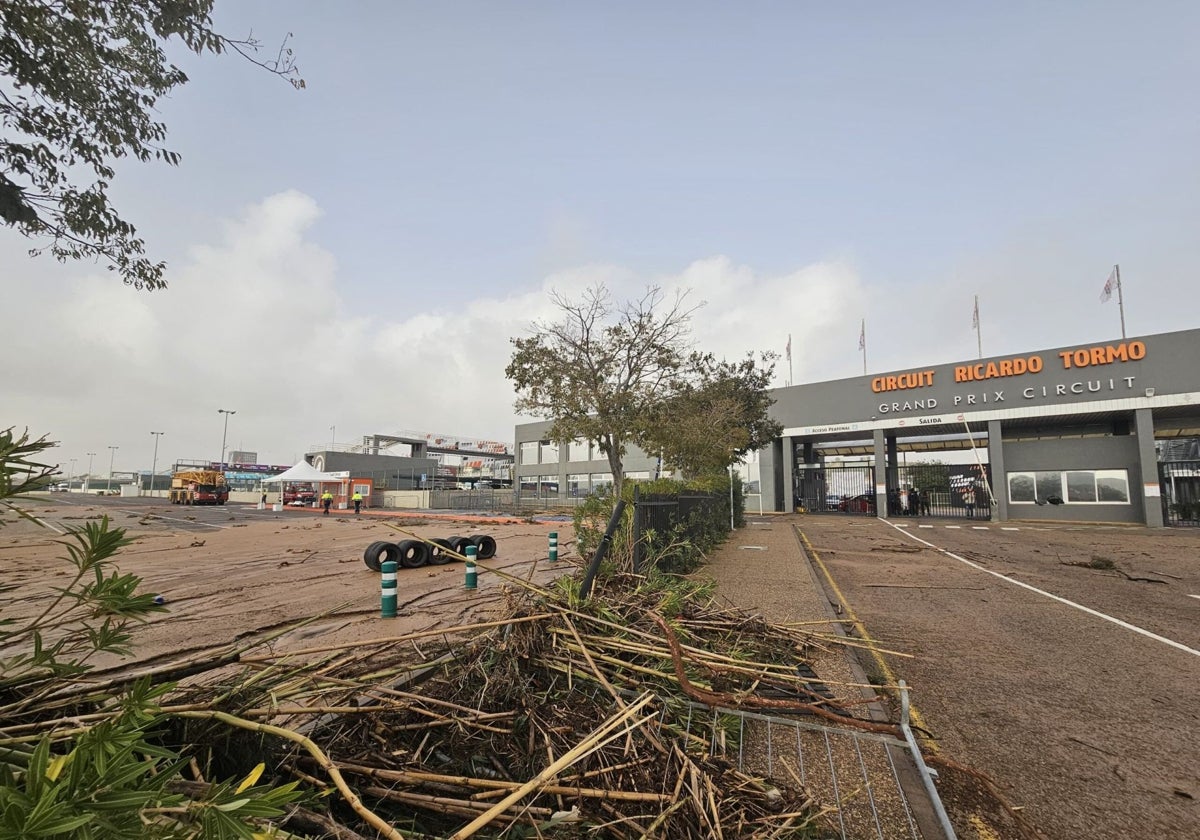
[839,493,876,514]
[49,482,69,492]
[826,495,842,510]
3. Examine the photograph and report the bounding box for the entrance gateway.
[758,327,1200,527]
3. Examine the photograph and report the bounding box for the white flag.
[858,320,865,351]
[1100,267,1117,303]
[972,298,979,330]
[786,334,792,364]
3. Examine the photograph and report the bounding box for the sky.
[4,1,1200,477]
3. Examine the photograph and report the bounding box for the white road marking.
[140,512,230,530]
[945,525,961,529]
[894,524,909,528]
[888,521,1200,659]
[739,546,767,551]
[1188,595,1200,601]
[972,526,989,530]
[919,525,934,529]
[1002,527,1020,531]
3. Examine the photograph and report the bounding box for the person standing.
[321,489,334,515]
[352,489,363,515]
[963,485,977,519]
[909,487,921,516]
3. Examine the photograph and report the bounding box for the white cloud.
[3,191,868,474]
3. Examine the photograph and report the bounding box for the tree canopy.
[0,0,301,289]
[506,284,780,496]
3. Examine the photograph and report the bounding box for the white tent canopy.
[259,461,344,485]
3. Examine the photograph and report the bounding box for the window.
[352,482,370,496]
[567,473,589,496]
[590,473,613,492]
[539,475,559,495]
[625,471,650,481]
[568,439,590,462]
[1008,469,1130,505]
[541,441,559,463]
[519,441,539,465]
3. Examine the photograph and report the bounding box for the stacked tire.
[363,534,496,572]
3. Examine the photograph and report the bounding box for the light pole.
[218,409,236,468]
[106,446,118,493]
[330,425,335,451]
[67,459,76,491]
[86,452,95,491]
[149,432,164,497]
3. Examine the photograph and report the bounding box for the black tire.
[362,542,400,573]
[396,539,429,568]
[447,536,474,559]
[427,537,454,565]
[471,534,497,560]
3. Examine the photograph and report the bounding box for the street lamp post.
[330,425,335,451]
[106,446,118,493]
[67,459,76,490]
[149,432,164,497]
[86,452,95,491]
[218,409,236,468]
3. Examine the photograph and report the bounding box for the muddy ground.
[795,514,1200,840]
[6,496,1198,839]
[0,496,575,676]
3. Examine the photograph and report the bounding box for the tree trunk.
[606,436,625,498]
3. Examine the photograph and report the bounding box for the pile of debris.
[197,571,901,839]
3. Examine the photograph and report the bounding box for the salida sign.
[871,340,1148,415]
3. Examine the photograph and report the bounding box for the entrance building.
[760,328,1200,527]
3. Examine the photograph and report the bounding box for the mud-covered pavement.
[796,515,1200,839]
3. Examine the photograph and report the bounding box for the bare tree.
[506,285,700,497]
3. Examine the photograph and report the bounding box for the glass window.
[519,475,538,491]
[519,441,539,465]
[591,473,613,492]
[568,439,590,462]
[1008,469,1130,505]
[625,471,650,481]
[1008,473,1036,503]
[353,483,370,496]
[1096,470,1130,502]
[1036,471,1063,502]
[1066,471,1096,502]
[541,441,559,463]
[567,473,589,496]
[539,475,559,495]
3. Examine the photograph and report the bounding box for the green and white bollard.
[548,531,558,563]
[464,544,478,589]
[381,560,397,618]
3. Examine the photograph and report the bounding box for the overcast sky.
[5,1,1199,476]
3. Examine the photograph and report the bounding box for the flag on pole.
[858,320,865,351]
[972,298,980,329]
[786,334,792,364]
[1100,267,1117,302]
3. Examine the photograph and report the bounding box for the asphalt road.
[799,515,1200,840]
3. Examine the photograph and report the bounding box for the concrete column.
[987,419,1008,522]
[782,436,797,512]
[874,429,889,520]
[761,439,784,512]
[1134,408,1164,527]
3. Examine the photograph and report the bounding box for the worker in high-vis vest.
[321,489,334,515]
[352,490,363,515]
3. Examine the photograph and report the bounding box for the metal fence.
[631,488,726,572]
[1160,460,1200,526]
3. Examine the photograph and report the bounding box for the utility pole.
[86,452,95,491]
[218,409,236,468]
[149,432,164,497]
[67,459,76,491]
[106,446,118,493]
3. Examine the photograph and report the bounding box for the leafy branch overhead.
[506,283,780,493]
[0,0,303,289]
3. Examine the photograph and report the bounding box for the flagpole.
[782,333,792,388]
[1115,264,1126,339]
[974,294,982,358]
[861,318,867,375]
